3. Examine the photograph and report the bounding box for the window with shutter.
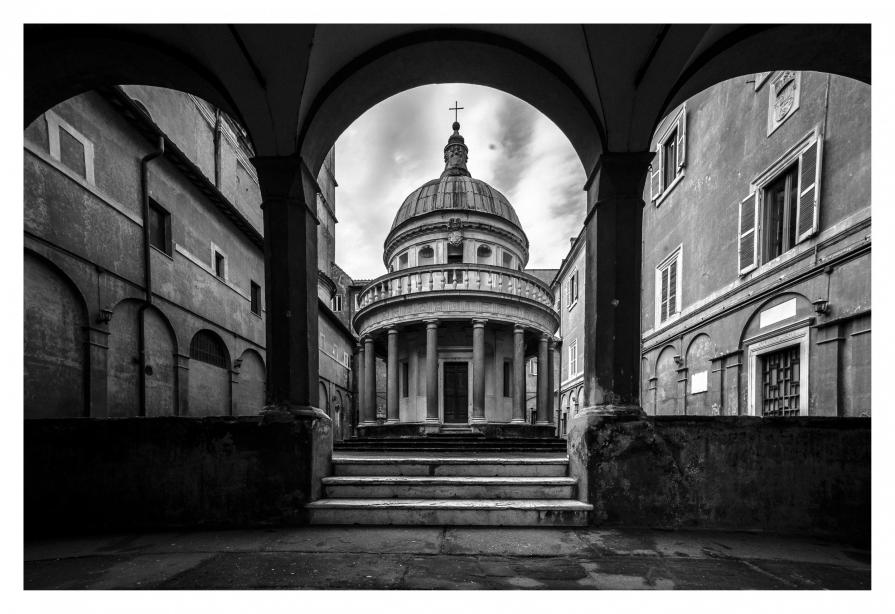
[655,247,682,326]
[744,128,823,275]
[651,105,686,206]
[738,193,758,275]
[796,139,822,242]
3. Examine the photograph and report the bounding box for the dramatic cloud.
[334,84,586,279]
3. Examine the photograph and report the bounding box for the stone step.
[333,446,567,454]
[306,498,592,526]
[332,454,569,477]
[322,476,577,499]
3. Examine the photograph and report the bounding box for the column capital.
[387,328,399,336]
[472,318,488,328]
[541,332,552,341]
[424,319,439,329]
[513,325,525,335]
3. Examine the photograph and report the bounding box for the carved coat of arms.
[447,218,463,246]
[772,71,797,122]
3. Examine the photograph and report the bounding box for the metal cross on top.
[449,101,464,123]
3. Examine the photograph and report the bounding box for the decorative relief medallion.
[767,71,800,135]
[448,217,463,246]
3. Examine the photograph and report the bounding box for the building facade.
[550,230,585,436]
[640,71,871,417]
[23,86,358,430]
[352,122,559,434]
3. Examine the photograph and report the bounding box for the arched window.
[418,245,434,265]
[477,244,492,263]
[190,330,229,368]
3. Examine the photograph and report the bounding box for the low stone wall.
[568,409,870,543]
[24,408,332,537]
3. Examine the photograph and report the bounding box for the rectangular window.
[762,163,799,261]
[398,252,409,270]
[250,281,261,315]
[401,361,409,397]
[502,360,512,397]
[214,251,226,279]
[761,345,801,417]
[740,130,823,275]
[529,359,537,376]
[568,339,579,375]
[566,270,579,309]
[502,252,513,268]
[656,248,682,325]
[331,294,343,312]
[60,127,87,180]
[148,199,172,255]
[662,128,678,190]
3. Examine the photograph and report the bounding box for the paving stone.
[265,526,443,554]
[442,527,590,556]
[157,552,408,589]
[25,553,216,589]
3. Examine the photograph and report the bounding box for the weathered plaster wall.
[24,410,332,537]
[568,410,870,542]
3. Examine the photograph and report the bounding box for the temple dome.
[390,175,522,231]
[389,120,523,232]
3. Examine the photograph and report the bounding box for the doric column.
[582,152,652,410]
[356,341,365,423]
[471,318,487,422]
[252,156,320,409]
[362,335,376,425]
[512,326,526,422]
[425,319,439,422]
[546,337,556,426]
[537,333,550,424]
[386,328,399,423]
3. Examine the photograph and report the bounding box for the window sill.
[567,300,578,311]
[150,244,174,261]
[653,171,685,208]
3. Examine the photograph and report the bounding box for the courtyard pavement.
[24,526,870,590]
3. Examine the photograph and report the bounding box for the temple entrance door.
[443,362,469,423]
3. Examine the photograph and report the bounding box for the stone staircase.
[306,435,592,526]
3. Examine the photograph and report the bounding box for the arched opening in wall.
[655,346,680,416]
[418,245,434,266]
[24,251,89,418]
[143,306,178,417]
[188,329,232,417]
[476,244,492,264]
[685,334,714,416]
[234,349,266,416]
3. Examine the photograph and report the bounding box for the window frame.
[250,280,262,315]
[746,326,810,416]
[45,110,96,185]
[649,104,687,207]
[147,198,173,256]
[331,294,344,312]
[655,245,683,327]
[566,269,579,310]
[210,242,228,281]
[741,127,824,275]
[568,339,579,376]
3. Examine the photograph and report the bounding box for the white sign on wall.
[759,298,797,329]
[690,370,708,394]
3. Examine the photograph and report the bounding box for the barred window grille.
[190,330,228,368]
[761,345,800,417]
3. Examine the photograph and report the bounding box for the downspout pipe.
[138,136,165,416]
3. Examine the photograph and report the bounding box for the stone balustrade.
[356,264,555,312]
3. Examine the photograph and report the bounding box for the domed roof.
[389,121,523,232]
[391,175,522,230]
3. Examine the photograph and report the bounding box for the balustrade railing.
[356,264,555,311]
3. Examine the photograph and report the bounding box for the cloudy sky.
[333,84,586,279]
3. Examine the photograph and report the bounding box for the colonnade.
[355,319,555,425]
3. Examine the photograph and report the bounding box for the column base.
[535,420,553,425]
[470,416,487,424]
[359,420,379,427]
[259,404,332,501]
[425,417,441,423]
[510,417,527,423]
[385,418,400,424]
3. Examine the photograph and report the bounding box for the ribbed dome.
[391,175,522,230]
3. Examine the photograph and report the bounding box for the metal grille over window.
[190,331,228,368]
[761,346,800,417]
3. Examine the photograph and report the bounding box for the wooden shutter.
[650,151,663,203]
[796,136,822,243]
[676,107,687,169]
[660,266,669,322]
[738,192,758,275]
[668,258,677,316]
